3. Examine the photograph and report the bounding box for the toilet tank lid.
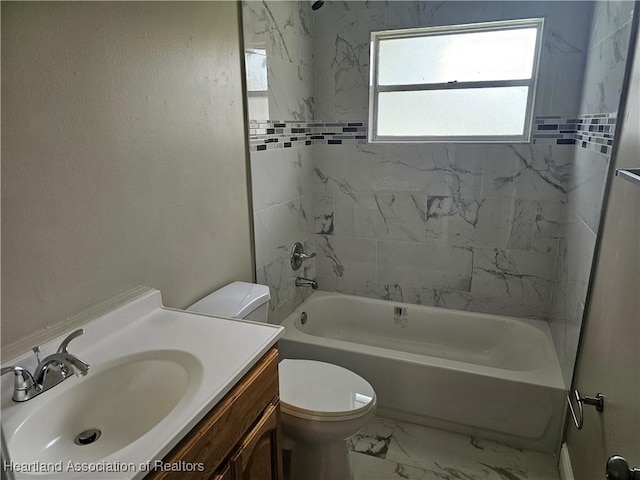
[187,282,270,319]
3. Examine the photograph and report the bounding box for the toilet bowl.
[279,359,376,480]
[187,282,377,480]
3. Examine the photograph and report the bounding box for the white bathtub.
[278,291,566,453]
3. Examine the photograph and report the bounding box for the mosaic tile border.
[248,120,367,151]
[574,113,617,156]
[248,114,617,155]
[532,116,578,145]
[532,113,617,156]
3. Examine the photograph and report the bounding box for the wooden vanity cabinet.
[146,347,283,480]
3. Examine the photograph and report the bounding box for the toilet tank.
[187,282,270,323]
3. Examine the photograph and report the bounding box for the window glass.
[377,28,539,85]
[377,87,528,137]
[369,18,544,143]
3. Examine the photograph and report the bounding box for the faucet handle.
[1,366,39,401]
[291,242,316,270]
[57,329,84,354]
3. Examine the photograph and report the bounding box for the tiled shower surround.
[243,1,635,384]
[314,140,569,319]
[550,0,635,383]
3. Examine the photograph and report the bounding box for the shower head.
[311,0,324,10]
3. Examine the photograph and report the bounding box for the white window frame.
[368,18,545,144]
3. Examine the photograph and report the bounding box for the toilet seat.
[278,359,376,422]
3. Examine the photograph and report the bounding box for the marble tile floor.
[346,416,560,480]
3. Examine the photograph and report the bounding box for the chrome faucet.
[295,277,318,289]
[1,329,89,402]
[33,352,89,389]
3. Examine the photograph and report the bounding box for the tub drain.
[74,428,101,445]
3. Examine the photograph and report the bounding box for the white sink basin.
[10,350,202,466]
[1,289,283,479]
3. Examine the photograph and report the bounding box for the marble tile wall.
[242,1,314,121]
[313,1,593,121]
[243,1,317,323]
[251,145,317,323]
[311,1,592,322]
[551,0,635,385]
[313,142,571,319]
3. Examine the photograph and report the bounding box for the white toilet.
[187,281,377,480]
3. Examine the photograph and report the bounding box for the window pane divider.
[377,79,531,93]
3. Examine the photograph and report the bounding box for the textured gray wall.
[1,2,253,349]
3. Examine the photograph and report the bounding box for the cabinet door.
[211,464,233,480]
[230,403,283,480]
[144,348,279,480]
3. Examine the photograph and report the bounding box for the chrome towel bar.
[567,388,604,430]
[616,168,640,187]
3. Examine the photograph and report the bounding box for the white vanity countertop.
[1,289,284,479]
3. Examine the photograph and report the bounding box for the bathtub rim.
[279,290,565,391]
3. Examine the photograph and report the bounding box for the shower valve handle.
[291,242,316,270]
